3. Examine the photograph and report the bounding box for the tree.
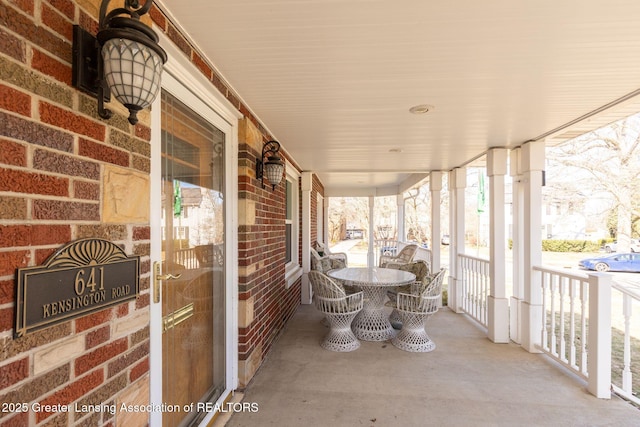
[328,197,371,243]
[546,112,640,251]
[405,187,431,245]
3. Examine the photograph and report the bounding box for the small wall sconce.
[256,141,285,190]
[72,0,167,125]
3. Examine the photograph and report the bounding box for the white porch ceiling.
[156,0,640,196]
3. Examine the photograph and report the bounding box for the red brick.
[0,357,28,389]
[0,279,14,304]
[192,51,212,79]
[2,2,69,61]
[129,357,149,382]
[0,139,26,166]
[32,48,72,84]
[0,225,30,247]
[78,138,129,167]
[135,293,149,309]
[8,0,34,15]
[75,308,113,333]
[0,84,30,116]
[150,4,167,30]
[116,303,129,318]
[41,2,73,41]
[75,338,128,376]
[0,250,29,276]
[85,325,110,349]
[39,103,105,141]
[30,224,71,246]
[132,226,150,241]
[134,123,151,141]
[0,306,13,332]
[35,247,56,265]
[0,168,68,196]
[78,11,98,35]
[36,370,103,422]
[47,0,73,19]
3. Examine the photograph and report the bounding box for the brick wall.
[0,0,156,426]
[236,118,303,387]
[0,0,315,424]
[0,1,152,425]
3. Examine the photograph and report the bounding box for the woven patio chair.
[316,241,348,266]
[311,247,360,296]
[385,260,431,328]
[308,270,363,352]
[379,243,418,267]
[390,268,446,352]
[310,247,346,273]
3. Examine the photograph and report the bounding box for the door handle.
[163,303,194,332]
[157,273,182,281]
[153,261,182,303]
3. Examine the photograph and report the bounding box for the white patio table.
[328,267,415,341]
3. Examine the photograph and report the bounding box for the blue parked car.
[578,253,640,272]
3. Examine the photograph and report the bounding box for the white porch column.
[487,148,509,343]
[368,195,375,267]
[448,168,466,313]
[430,171,442,272]
[521,140,545,352]
[323,197,329,245]
[301,172,313,304]
[396,194,405,242]
[587,273,612,399]
[509,148,525,344]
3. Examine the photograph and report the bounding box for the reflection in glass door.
[160,91,226,427]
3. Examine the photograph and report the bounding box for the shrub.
[541,239,601,252]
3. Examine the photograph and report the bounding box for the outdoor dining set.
[309,243,446,353]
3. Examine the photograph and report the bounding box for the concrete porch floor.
[222,304,640,427]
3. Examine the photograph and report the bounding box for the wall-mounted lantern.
[256,140,285,190]
[72,0,167,125]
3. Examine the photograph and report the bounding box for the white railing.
[413,245,432,268]
[374,239,398,266]
[174,247,199,269]
[611,281,639,405]
[537,266,589,378]
[535,266,639,404]
[459,254,490,328]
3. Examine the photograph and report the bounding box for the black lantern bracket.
[72,0,167,125]
[256,140,284,190]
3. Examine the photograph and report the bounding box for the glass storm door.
[159,91,226,427]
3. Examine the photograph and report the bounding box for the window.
[285,163,302,287]
[317,193,324,244]
[285,179,293,264]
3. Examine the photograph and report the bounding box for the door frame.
[149,28,241,427]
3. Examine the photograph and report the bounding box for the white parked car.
[604,239,640,253]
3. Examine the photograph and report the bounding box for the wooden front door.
[158,90,227,426]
